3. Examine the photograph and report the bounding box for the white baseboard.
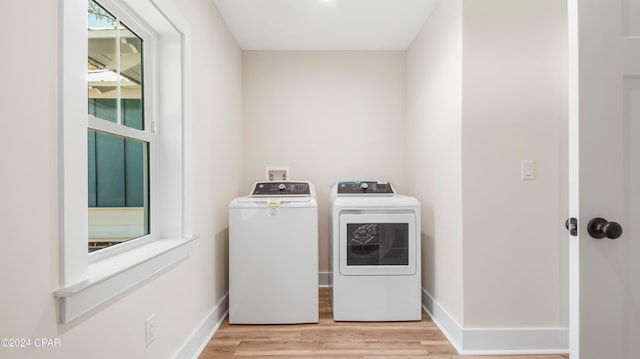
[461,327,569,355]
[176,280,567,358]
[421,287,464,352]
[174,293,229,359]
[319,271,330,287]
[421,288,569,355]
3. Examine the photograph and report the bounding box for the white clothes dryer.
[329,180,421,321]
[229,181,318,324]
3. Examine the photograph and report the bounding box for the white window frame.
[56,0,195,323]
[88,0,155,252]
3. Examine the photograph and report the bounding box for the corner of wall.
[407,0,465,327]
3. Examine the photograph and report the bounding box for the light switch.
[521,160,535,180]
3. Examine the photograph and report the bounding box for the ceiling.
[211,0,440,51]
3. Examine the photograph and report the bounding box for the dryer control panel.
[252,182,311,196]
[337,181,395,195]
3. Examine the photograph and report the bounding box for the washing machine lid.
[336,180,395,196]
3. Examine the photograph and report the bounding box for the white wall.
[461,0,568,328]
[0,0,242,357]
[407,0,568,333]
[1,0,569,356]
[407,0,465,325]
[242,51,407,272]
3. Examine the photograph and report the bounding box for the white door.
[569,0,640,358]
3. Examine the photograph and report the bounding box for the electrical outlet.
[145,314,156,347]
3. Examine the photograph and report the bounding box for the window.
[87,0,150,252]
[56,0,194,323]
[346,223,409,266]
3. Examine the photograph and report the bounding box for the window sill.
[54,236,197,323]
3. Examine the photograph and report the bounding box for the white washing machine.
[229,181,318,324]
[329,180,421,321]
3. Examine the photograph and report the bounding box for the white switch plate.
[521,160,535,180]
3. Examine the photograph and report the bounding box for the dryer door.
[339,213,417,276]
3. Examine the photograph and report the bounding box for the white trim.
[88,116,155,143]
[60,0,90,288]
[56,237,196,323]
[421,288,464,353]
[421,288,569,355]
[318,271,330,287]
[58,0,193,323]
[567,0,580,358]
[461,328,569,355]
[174,293,229,359]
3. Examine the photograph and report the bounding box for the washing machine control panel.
[337,181,395,195]
[252,182,311,196]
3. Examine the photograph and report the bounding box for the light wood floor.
[199,288,568,359]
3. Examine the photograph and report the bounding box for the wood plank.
[198,288,568,359]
